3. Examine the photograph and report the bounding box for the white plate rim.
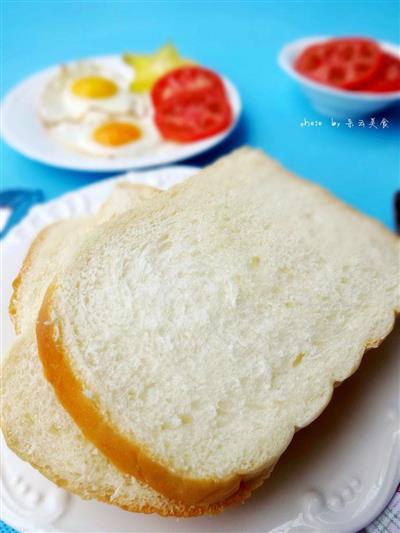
[0,55,242,173]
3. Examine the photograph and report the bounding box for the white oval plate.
[1,166,399,532]
[0,56,241,172]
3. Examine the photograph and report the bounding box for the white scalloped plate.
[0,55,241,172]
[1,166,399,533]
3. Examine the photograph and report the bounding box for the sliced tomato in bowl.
[294,37,383,89]
[154,90,232,142]
[361,52,400,92]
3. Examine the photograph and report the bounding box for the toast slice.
[1,330,265,516]
[37,147,399,505]
[3,181,264,515]
[9,182,160,333]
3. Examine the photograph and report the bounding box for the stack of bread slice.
[2,148,399,517]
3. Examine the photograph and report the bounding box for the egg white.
[49,111,163,158]
[39,61,146,124]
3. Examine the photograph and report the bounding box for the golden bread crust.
[37,284,257,505]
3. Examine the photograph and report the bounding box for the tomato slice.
[360,52,400,92]
[152,65,233,142]
[294,37,383,89]
[154,90,232,142]
[151,66,226,107]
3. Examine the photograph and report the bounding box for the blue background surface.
[2,1,400,230]
[1,1,399,531]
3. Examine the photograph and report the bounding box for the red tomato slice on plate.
[154,90,232,142]
[295,37,383,89]
[361,52,400,92]
[152,66,233,142]
[151,66,227,107]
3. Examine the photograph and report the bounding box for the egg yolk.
[71,76,118,99]
[93,122,142,147]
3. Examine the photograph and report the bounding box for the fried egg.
[39,62,147,124]
[49,111,162,158]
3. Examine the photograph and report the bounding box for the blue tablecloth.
[1,1,399,531]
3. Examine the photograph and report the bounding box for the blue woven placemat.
[367,487,400,533]
[0,522,18,533]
